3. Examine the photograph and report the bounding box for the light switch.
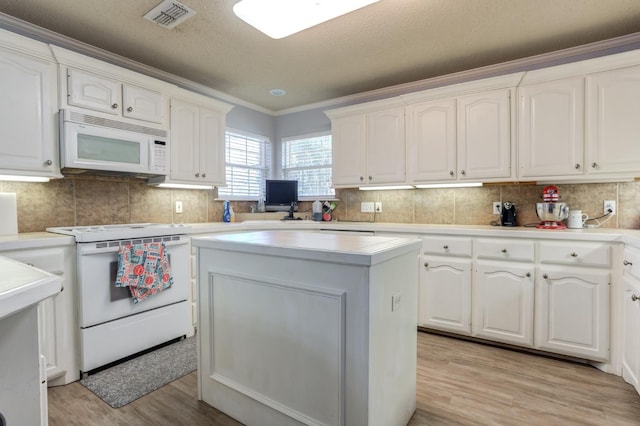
[392,292,402,312]
[175,201,183,213]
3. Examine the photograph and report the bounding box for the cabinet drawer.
[422,236,472,257]
[476,238,534,262]
[539,241,611,267]
[623,246,640,280]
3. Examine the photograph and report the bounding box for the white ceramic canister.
[567,209,589,229]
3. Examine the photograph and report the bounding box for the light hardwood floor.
[48,331,640,425]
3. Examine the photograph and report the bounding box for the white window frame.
[281,131,334,200]
[218,128,271,200]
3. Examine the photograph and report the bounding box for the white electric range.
[47,223,193,374]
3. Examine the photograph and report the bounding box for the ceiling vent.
[143,0,197,29]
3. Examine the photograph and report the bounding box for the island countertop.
[192,229,422,266]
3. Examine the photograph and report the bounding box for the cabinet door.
[331,114,367,186]
[67,68,121,115]
[366,107,406,184]
[0,47,58,176]
[535,267,609,361]
[420,257,471,335]
[473,261,534,347]
[622,275,640,393]
[518,77,584,178]
[586,65,640,175]
[169,99,200,182]
[406,99,457,182]
[199,106,226,185]
[122,84,167,124]
[457,89,512,180]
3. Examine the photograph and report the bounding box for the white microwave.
[60,109,168,176]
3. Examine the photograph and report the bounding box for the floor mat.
[80,336,196,408]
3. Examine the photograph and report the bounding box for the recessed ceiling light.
[233,0,381,39]
[269,89,287,96]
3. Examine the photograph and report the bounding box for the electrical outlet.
[391,292,402,312]
[361,202,374,213]
[604,200,616,215]
[375,202,382,212]
[175,200,183,213]
[493,201,502,215]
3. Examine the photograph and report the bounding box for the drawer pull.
[443,245,449,250]
[543,273,549,279]
[526,272,531,278]
[501,249,507,253]
[111,103,118,109]
[624,260,633,266]
[575,163,580,169]
[632,294,639,302]
[570,252,578,257]
[424,262,429,268]
[127,106,133,112]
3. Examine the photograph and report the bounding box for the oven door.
[76,236,190,328]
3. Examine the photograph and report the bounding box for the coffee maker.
[500,202,516,226]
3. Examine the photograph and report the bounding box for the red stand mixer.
[536,185,570,229]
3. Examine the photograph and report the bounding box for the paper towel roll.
[0,193,18,236]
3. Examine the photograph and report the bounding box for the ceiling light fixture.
[269,89,286,96]
[233,0,381,39]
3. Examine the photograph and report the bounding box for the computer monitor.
[265,179,298,212]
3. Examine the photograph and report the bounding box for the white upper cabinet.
[330,114,367,186]
[406,99,457,182]
[67,68,167,125]
[586,65,640,176]
[0,29,60,178]
[457,89,512,180]
[326,100,405,188]
[518,77,585,178]
[366,107,406,185]
[404,75,520,184]
[153,92,232,187]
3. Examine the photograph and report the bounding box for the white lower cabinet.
[534,266,609,361]
[417,235,612,362]
[473,261,534,347]
[0,245,78,386]
[420,257,471,335]
[622,246,640,393]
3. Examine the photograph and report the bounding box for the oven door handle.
[78,237,189,255]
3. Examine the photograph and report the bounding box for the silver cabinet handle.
[368,176,372,180]
[443,245,449,250]
[632,294,639,302]
[526,272,531,278]
[112,103,118,109]
[424,262,429,268]
[360,176,364,181]
[127,106,133,112]
[460,170,466,175]
[570,252,578,257]
[501,249,507,253]
[592,162,598,168]
[45,159,53,166]
[449,170,454,176]
[575,164,580,169]
[195,172,200,178]
[543,273,549,279]
[202,173,206,178]
[624,260,633,266]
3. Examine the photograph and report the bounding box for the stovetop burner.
[47,223,191,242]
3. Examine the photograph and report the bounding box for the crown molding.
[3,12,640,118]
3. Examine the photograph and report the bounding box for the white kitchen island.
[193,230,422,426]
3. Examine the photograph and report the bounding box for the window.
[282,132,334,198]
[219,129,271,199]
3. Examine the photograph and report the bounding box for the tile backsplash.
[2,175,639,232]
